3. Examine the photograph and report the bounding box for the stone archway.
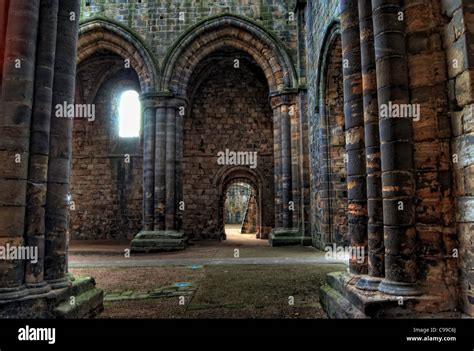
[311,23,348,249]
[216,167,266,240]
[320,27,347,246]
[77,18,159,94]
[131,14,308,251]
[71,20,159,243]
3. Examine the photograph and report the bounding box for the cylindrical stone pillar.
[25,0,59,295]
[44,0,80,289]
[281,105,293,229]
[273,107,282,228]
[372,0,419,296]
[154,106,166,231]
[175,106,184,231]
[0,0,40,300]
[142,102,155,231]
[356,0,384,290]
[290,102,301,229]
[165,107,176,230]
[341,0,368,275]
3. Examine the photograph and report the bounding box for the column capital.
[140,92,188,109]
[269,89,298,109]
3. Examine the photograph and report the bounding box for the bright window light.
[118,90,141,138]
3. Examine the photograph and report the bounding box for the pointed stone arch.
[161,14,298,97]
[77,18,159,93]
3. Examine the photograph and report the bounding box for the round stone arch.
[77,18,159,94]
[161,14,298,97]
[214,166,265,238]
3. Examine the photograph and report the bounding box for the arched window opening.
[118,90,141,138]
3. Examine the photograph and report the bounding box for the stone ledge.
[319,284,368,318]
[322,272,462,318]
[54,277,104,319]
[0,276,103,319]
[131,230,187,253]
[269,227,311,246]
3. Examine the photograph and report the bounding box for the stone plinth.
[320,272,462,318]
[269,227,312,246]
[131,230,187,253]
[0,276,103,319]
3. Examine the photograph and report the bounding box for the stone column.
[175,107,184,231]
[341,0,368,275]
[281,104,293,229]
[154,106,166,231]
[272,107,282,228]
[269,92,303,246]
[24,0,59,295]
[372,0,419,296]
[131,96,186,252]
[44,0,80,289]
[142,98,155,231]
[0,0,40,300]
[356,0,384,291]
[165,107,176,230]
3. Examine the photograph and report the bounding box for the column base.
[53,276,104,318]
[320,272,459,318]
[0,285,29,301]
[355,276,382,291]
[26,281,52,296]
[378,279,422,296]
[269,227,311,246]
[47,277,72,290]
[131,230,187,253]
[0,276,103,318]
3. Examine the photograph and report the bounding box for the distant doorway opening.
[224,181,258,238]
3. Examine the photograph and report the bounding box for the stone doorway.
[181,49,275,242]
[223,179,260,242]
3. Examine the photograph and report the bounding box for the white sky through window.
[119,90,141,138]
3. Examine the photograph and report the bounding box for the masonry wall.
[403,0,458,311]
[440,0,474,316]
[183,60,274,240]
[70,68,143,240]
[80,0,299,66]
[304,0,341,248]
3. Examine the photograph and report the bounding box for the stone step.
[134,231,186,240]
[54,277,103,319]
[323,272,454,318]
[131,238,187,252]
[325,271,411,317]
[319,284,367,319]
[269,235,312,246]
[70,276,98,296]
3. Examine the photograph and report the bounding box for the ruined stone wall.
[440,0,474,316]
[403,0,458,312]
[183,60,274,240]
[70,69,143,240]
[324,36,347,246]
[304,0,341,248]
[80,0,299,65]
[304,0,472,316]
